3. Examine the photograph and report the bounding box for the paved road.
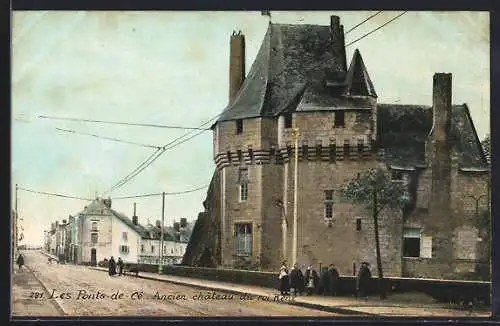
[13,251,339,317]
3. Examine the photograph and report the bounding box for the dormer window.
[284,113,293,129]
[236,119,243,134]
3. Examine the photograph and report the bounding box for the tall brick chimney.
[330,15,347,71]
[229,30,245,104]
[427,73,453,259]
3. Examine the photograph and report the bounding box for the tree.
[340,168,410,299]
[481,134,490,163]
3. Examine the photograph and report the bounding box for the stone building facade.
[186,15,490,280]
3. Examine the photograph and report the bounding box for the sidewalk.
[88,266,490,317]
[11,266,64,317]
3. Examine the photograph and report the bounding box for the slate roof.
[216,21,487,169]
[109,209,150,238]
[219,22,355,122]
[143,223,177,241]
[378,104,489,169]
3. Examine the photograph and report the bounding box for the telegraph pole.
[292,127,299,266]
[14,184,18,260]
[158,192,165,273]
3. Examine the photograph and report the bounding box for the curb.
[38,250,59,263]
[24,265,67,316]
[89,266,377,316]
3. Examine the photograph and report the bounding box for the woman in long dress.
[278,261,290,295]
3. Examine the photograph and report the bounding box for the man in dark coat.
[16,254,24,271]
[356,262,372,298]
[108,256,116,276]
[328,264,340,296]
[289,263,303,296]
[117,258,124,276]
[320,267,330,295]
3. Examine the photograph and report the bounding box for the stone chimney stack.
[229,30,246,104]
[427,73,453,259]
[330,15,347,71]
[132,216,138,225]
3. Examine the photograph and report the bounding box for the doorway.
[91,248,97,266]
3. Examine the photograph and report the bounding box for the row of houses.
[43,198,192,266]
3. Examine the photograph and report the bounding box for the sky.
[11,11,490,246]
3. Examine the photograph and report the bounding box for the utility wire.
[345,11,408,47]
[39,115,211,131]
[102,113,218,195]
[344,11,382,35]
[103,127,209,195]
[102,12,406,195]
[112,184,209,199]
[56,128,161,149]
[18,187,93,201]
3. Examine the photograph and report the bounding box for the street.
[12,250,339,317]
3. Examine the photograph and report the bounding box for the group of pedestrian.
[107,256,124,276]
[278,260,373,298]
[319,264,340,296]
[278,261,324,296]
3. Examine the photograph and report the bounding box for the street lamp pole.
[158,191,165,273]
[14,184,18,260]
[292,127,300,266]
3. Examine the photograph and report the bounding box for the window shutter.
[421,236,432,258]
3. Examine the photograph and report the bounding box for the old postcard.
[11,10,491,318]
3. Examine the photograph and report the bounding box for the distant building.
[138,220,188,266]
[44,198,188,266]
[75,198,146,265]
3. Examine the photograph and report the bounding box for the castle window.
[356,218,362,231]
[237,149,243,162]
[238,168,249,202]
[227,151,232,163]
[91,222,98,232]
[236,119,243,134]
[122,232,128,240]
[151,245,155,253]
[284,113,293,129]
[403,228,421,258]
[119,245,130,254]
[141,244,144,253]
[91,232,98,244]
[324,190,334,219]
[234,223,252,256]
[357,139,364,154]
[335,111,345,128]
[391,170,403,181]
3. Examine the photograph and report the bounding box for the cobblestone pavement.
[11,265,63,317]
[14,251,339,317]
